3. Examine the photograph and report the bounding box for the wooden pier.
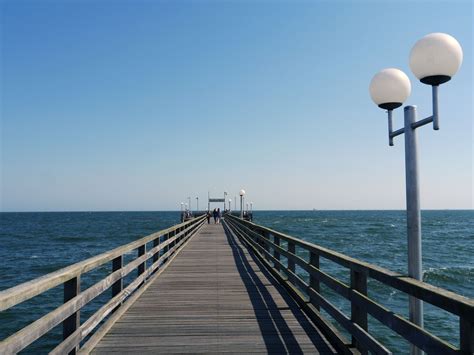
[1,214,473,354]
[90,223,336,354]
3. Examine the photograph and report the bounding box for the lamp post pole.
[369,33,463,355]
[229,199,232,212]
[240,196,243,218]
[224,192,227,211]
[196,197,199,212]
[404,105,423,335]
[239,190,245,219]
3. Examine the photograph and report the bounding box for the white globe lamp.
[369,68,411,110]
[409,33,463,86]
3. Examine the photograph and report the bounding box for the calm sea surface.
[1,210,472,353]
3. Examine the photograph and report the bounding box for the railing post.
[273,235,280,271]
[112,255,123,297]
[261,230,270,261]
[288,242,296,274]
[138,244,146,276]
[309,251,320,310]
[168,230,175,256]
[152,237,160,263]
[63,276,80,355]
[460,317,474,354]
[351,269,368,353]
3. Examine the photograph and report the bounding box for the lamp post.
[196,196,199,212]
[250,202,253,213]
[180,202,184,212]
[228,199,232,212]
[234,197,237,210]
[370,33,463,355]
[224,191,227,211]
[246,203,249,213]
[239,189,246,218]
[187,197,191,213]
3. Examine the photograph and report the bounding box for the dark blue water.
[1,210,472,353]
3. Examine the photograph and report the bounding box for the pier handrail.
[0,215,206,354]
[224,214,474,354]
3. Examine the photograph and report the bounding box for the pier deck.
[91,223,337,354]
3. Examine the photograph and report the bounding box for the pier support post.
[138,244,146,276]
[63,276,80,355]
[112,256,123,297]
[153,237,160,263]
[288,242,296,275]
[460,317,474,353]
[273,236,281,272]
[309,252,320,310]
[261,230,270,261]
[350,270,368,353]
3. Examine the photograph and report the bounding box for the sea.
[0,210,472,354]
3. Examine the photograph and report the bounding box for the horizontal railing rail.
[0,215,206,354]
[224,214,474,355]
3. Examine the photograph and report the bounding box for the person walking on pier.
[212,208,218,224]
[217,208,221,224]
[206,210,211,224]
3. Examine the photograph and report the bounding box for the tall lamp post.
[187,197,191,213]
[228,199,232,212]
[196,196,199,212]
[224,191,227,211]
[369,33,463,355]
[239,189,246,218]
[180,202,184,213]
[250,202,253,213]
[234,196,237,211]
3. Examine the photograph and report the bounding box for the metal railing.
[0,215,206,354]
[224,214,473,355]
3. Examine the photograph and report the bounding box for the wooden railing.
[224,214,474,355]
[0,215,206,354]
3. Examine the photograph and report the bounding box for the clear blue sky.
[1,0,472,211]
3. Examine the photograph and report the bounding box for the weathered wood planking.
[91,223,339,354]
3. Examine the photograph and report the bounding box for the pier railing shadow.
[222,221,334,353]
[224,213,474,355]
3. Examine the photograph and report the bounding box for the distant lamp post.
[250,202,253,213]
[234,196,237,210]
[187,197,191,212]
[239,189,246,218]
[224,191,227,211]
[370,32,462,355]
[196,196,199,212]
[228,199,232,212]
[246,203,249,213]
[180,202,184,212]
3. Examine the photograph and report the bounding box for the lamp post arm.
[387,110,405,146]
[432,85,439,130]
[387,85,440,145]
[411,85,440,130]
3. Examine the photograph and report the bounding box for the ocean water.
[0,210,472,353]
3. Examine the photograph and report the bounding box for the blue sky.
[1,0,472,211]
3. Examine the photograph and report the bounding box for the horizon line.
[1,208,472,213]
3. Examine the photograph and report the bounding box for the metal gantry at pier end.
[369,32,464,355]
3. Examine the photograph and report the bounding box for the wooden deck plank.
[91,222,337,354]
